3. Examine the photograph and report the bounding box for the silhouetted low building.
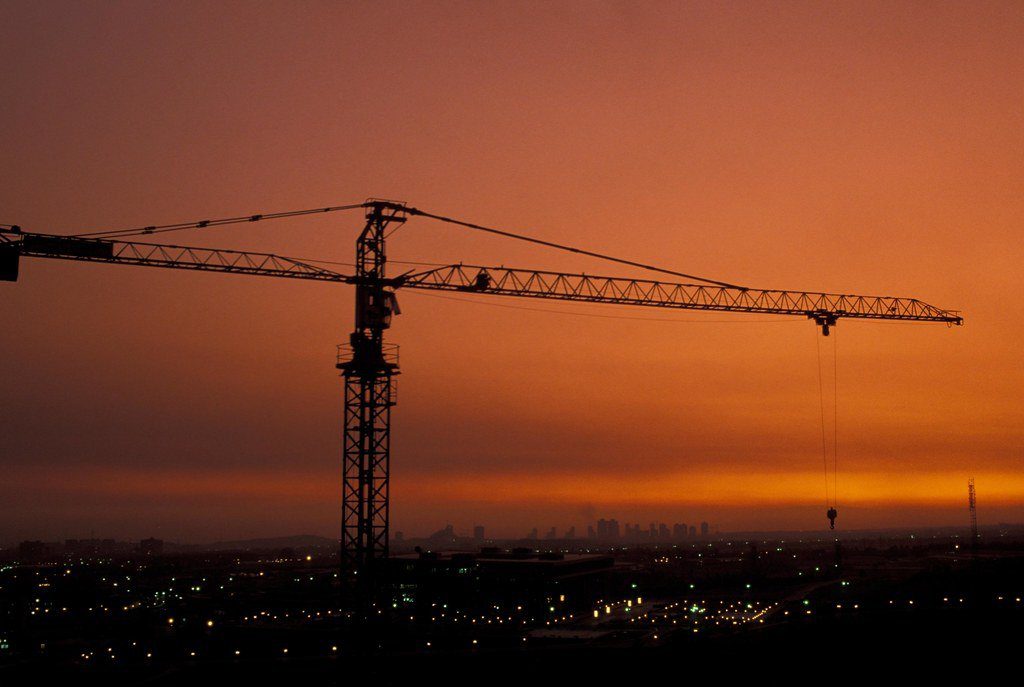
[65,538,124,557]
[428,524,458,546]
[18,540,53,562]
[139,538,164,556]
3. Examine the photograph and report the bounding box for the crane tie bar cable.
[71,203,369,239]
[67,199,744,289]
[404,207,747,290]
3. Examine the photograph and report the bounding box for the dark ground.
[2,536,1021,685]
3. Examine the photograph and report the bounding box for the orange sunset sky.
[1,1,1021,542]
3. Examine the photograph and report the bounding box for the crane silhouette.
[0,199,963,600]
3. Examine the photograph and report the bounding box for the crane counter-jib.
[0,230,352,284]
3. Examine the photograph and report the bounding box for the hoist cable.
[833,328,839,509]
[816,330,831,509]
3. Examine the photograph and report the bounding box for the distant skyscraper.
[700,521,709,537]
[649,523,657,539]
[597,519,608,539]
[473,525,485,541]
[688,525,696,537]
[608,519,620,539]
[565,525,576,539]
[587,524,595,539]
[673,523,686,540]
[658,523,669,540]
[968,478,979,548]
[528,527,538,540]
[546,526,557,539]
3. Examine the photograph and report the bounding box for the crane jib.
[0,229,964,327]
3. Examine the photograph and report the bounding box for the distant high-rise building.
[649,523,657,539]
[608,519,620,539]
[528,527,539,540]
[546,526,557,539]
[565,525,576,539]
[473,525,485,541]
[700,521,709,537]
[968,478,979,548]
[658,523,670,540]
[673,523,686,540]
[597,519,608,539]
[587,524,596,539]
[688,525,697,537]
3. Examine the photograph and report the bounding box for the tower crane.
[0,199,963,596]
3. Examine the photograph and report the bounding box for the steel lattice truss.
[398,264,964,324]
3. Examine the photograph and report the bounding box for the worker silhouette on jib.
[826,507,837,530]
